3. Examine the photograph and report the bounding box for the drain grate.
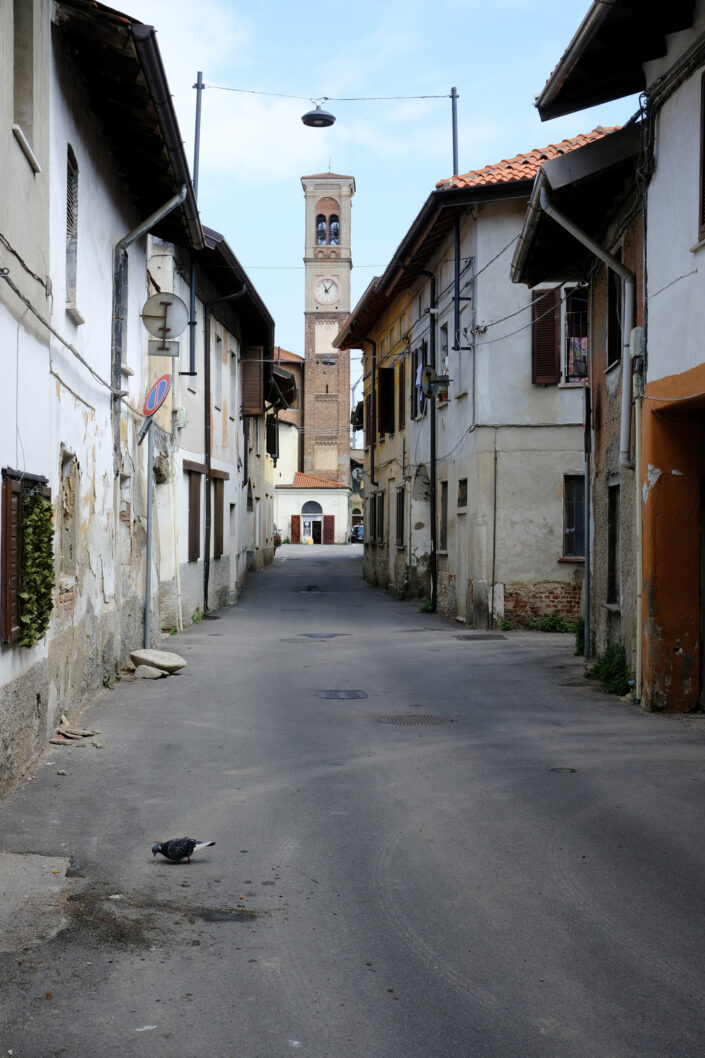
[379,714,455,727]
[317,689,368,699]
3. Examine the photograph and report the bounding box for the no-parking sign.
[143,373,172,417]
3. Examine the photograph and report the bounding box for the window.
[187,470,201,562]
[563,475,585,558]
[213,478,224,559]
[241,346,263,415]
[532,286,589,384]
[457,478,468,509]
[367,494,377,541]
[329,215,340,244]
[316,215,327,244]
[439,481,448,551]
[607,482,620,604]
[2,469,52,646]
[364,393,372,447]
[376,492,385,543]
[13,0,34,143]
[66,147,78,311]
[60,450,79,577]
[396,486,405,547]
[565,288,588,381]
[377,367,395,436]
[214,336,223,410]
[607,266,622,369]
[397,358,406,432]
[410,341,428,419]
[531,288,561,385]
[229,348,238,421]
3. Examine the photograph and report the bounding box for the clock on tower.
[301,172,356,484]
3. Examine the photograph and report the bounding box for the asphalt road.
[2,544,705,1057]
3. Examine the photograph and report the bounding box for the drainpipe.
[539,187,638,673]
[202,284,246,614]
[111,184,188,476]
[539,188,635,468]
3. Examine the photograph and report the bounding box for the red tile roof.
[278,472,348,489]
[274,347,304,364]
[436,127,619,190]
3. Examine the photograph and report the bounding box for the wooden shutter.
[397,359,406,432]
[213,478,224,559]
[241,347,263,415]
[188,471,201,562]
[291,515,300,543]
[1,477,22,644]
[323,515,335,544]
[266,416,279,459]
[531,288,561,385]
[377,367,395,435]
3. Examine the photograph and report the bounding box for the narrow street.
[2,544,705,1057]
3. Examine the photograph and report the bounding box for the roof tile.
[278,472,348,489]
[436,126,619,190]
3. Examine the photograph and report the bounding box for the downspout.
[202,284,247,614]
[539,188,635,467]
[111,184,187,476]
[539,187,638,676]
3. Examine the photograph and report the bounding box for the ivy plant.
[18,491,55,648]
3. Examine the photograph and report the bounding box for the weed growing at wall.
[586,643,631,696]
[18,492,55,648]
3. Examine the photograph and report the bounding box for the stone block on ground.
[129,648,186,673]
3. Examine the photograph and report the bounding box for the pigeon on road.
[151,837,215,863]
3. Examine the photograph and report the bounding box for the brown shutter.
[323,514,335,544]
[188,471,201,562]
[377,367,395,435]
[266,416,279,459]
[291,515,300,543]
[398,358,406,432]
[213,478,224,559]
[1,477,22,644]
[241,347,263,415]
[531,288,561,385]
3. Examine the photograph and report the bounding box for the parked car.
[350,525,364,543]
[273,525,282,548]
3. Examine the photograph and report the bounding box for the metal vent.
[379,715,455,727]
[317,690,368,699]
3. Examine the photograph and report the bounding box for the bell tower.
[301,172,355,483]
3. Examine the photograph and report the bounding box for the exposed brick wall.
[503,580,583,624]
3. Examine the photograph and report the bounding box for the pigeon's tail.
[193,841,215,853]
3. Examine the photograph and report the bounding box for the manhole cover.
[379,715,455,727]
[454,634,506,641]
[549,767,577,773]
[317,690,368,699]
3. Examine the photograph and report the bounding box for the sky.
[124,0,638,385]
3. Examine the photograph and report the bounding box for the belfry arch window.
[329,215,340,245]
[316,215,327,245]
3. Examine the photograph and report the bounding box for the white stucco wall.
[275,488,350,543]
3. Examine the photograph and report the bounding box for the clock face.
[314,276,340,305]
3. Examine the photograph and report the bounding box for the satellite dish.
[420,365,437,398]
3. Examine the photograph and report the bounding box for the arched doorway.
[301,500,323,544]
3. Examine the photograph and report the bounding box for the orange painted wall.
[641,362,705,711]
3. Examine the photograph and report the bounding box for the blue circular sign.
[143,373,172,417]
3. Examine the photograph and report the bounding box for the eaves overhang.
[511,123,643,288]
[535,0,696,121]
[199,226,274,354]
[53,0,203,250]
[334,181,533,350]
